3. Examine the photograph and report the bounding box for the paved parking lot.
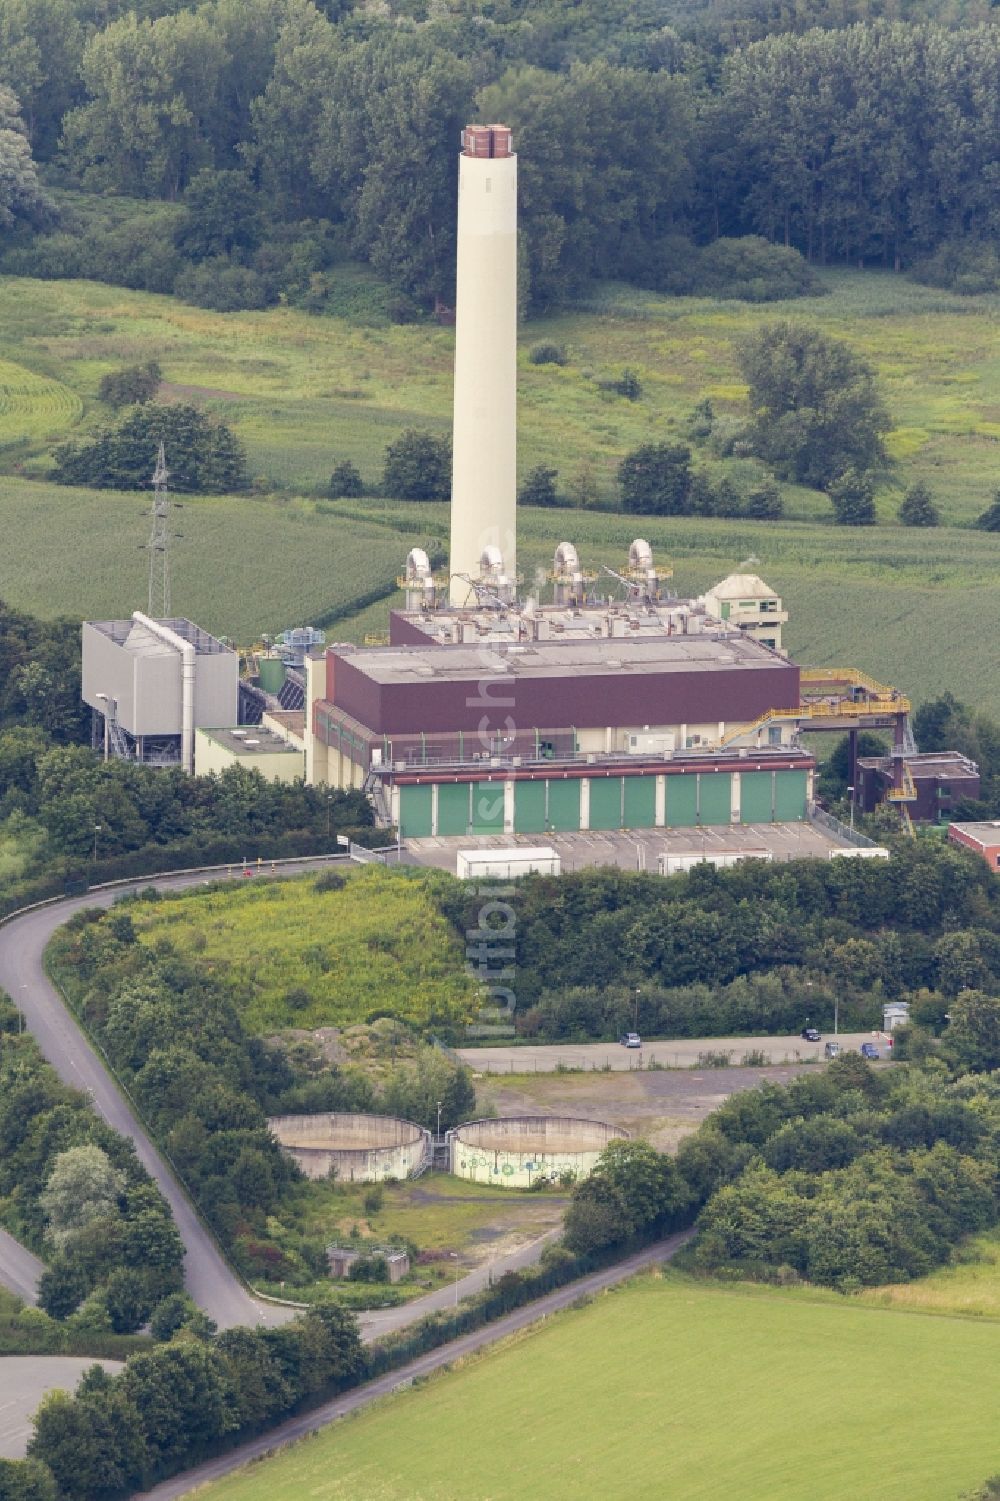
[406,820,840,874]
[459,1032,885,1073]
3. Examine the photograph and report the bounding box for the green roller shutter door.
[623,776,656,829]
[471,781,505,833]
[589,777,622,830]
[514,781,547,834]
[438,782,470,836]
[699,772,732,825]
[547,779,581,832]
[774,769,808,821]
[740,771,774,824]
[665,775,698,827]
[399,784,432,838]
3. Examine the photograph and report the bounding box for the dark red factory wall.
[328,652,800,735]
[388,613,437,647]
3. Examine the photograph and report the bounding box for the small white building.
[702,573,788,654]
[883,1002,911,1032]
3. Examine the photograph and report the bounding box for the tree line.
[438,841,1000,1042]
[6,6,1000,308]
[0,990,184,1337]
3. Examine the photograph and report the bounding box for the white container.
[456,846,560,880]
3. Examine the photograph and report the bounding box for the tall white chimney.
[449,124,517,605]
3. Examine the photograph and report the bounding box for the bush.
[52,403,248,493]
[696,236,821,301]
[975,493,1000,532]
[98,362,162,410]
[898,482,939,527]
[382,429,451,501]
[829,468,877,526]
[173,257,275,312]
[518,465,560,507]
[528,342,567,365]
[911,239,1000,295]
[328,461,363,498]
[619,442,691,515]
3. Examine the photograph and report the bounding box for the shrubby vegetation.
[46,885,476,1286]
[0,991,183,1332]
[913,693,1000,818]
[52,403,247,492]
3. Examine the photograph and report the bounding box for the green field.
[4,269,1000,710]
[193,1271,1000,1501]
[4,268,1000,517]
[130,869,474,1034]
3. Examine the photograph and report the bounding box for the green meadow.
[1,268,998,710]
[191,1271,1000,1501]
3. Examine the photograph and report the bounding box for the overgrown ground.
[860,1226,1000,1319]
[131,868,475,1035]
[191,1270,1000,1501]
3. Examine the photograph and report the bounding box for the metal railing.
[808,801,878,849]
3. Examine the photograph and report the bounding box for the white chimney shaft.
[449,124,517,604]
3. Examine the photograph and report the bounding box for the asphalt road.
[0,863,340,1331]
[459,1031,886,1073]
[135,1229,693,1501]
[0,1229,43,1305]
[0,1356,123,1459]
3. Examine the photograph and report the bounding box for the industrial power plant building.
[82,122,932,848]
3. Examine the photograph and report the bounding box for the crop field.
[194,1271,1000,1501]
[0,358,82,453]
[0,477,425,643]
[130,869,474,1035]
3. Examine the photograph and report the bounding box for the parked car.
[860,1042,880,1060]
[801,1027,821,1042]
[620,1032,642,1048]
[824,1041,841,1059]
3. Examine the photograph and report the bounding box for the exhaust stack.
[449,124,517,605]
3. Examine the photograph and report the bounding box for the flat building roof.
[199,726,301,756]
[332,632,784,687]
[949,822,1000,847]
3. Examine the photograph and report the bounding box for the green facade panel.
[740,771,774,825]
[623,775,657,829]
[547,778,581,832]
[665,774,698,827]
[471,780,505,833]
[774,769,808,821]
[699,772,732,825]
[437,782,470,836]
[399,784,432,839]
[588,777,622,831]
[514,780,547,834]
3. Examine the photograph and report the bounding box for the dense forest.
[4,0,1000,312]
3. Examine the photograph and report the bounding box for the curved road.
[136,1229,693,1500]
[0,1228,43,1305]
[0,864,340,1330]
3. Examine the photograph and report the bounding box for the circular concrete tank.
[449,1116,628,1188]
[268,1112,431,1183]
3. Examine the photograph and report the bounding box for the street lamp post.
[634,987,641,1033]
[326,794,334,845]
[436,1100,443,1141]
[93,823,101,864]
[847,785,855,834]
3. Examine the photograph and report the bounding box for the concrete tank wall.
[268,1112,431,1182]
[449,1116,628,1189]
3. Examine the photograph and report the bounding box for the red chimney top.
[461,123,513,159]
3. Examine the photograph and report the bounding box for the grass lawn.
[129,868,474,1035]
[192,1270,1000,1501]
